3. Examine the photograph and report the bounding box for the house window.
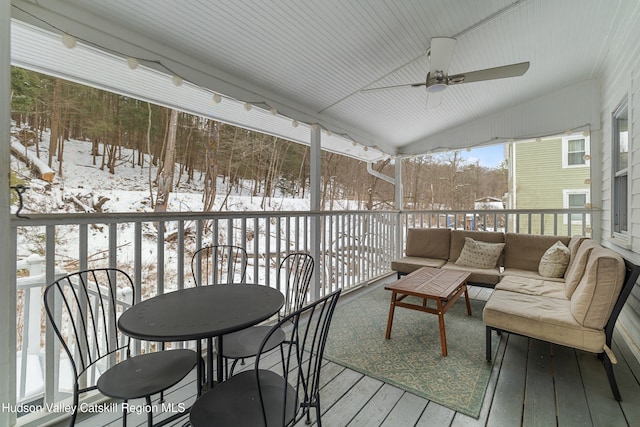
[562,134,590,168]
[613,98,629,235]
[563,189,590,224]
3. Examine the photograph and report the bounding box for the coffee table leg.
[464,285,472,316]
[437,299,447,356]
[385,292,396,339]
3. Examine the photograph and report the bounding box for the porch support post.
[589,128,602,242]
[394,156,404,259]
[1,1,17,425]
[309,125,322,300]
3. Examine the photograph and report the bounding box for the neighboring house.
[474,196,504,210]
[506,134,591,235]
[474,196,504,231]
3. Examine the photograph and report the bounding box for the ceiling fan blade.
[429,37,457,74]
[449,61,530,85]
[426,91,443,109]
[360,82,425,93]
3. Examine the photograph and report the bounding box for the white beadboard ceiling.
[9,0,640,160]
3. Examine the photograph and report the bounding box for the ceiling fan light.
[427,83,447,93]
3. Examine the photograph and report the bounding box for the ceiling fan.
[362,37,530,108]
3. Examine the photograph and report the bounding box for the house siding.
[599,0,640,378]
[510,138,590,235]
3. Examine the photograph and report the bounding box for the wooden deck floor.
[58,284,640,427]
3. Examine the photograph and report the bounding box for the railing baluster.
[265,216,271,288]
[134,221,142,355]
[156,221,164,295]
[253,217,259,282]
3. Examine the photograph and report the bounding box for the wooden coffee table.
[385,267,472,356]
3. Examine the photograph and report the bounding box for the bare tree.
[155,109,178,212]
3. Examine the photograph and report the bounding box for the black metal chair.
[221,253,314,377]
[191,244,249,382]
[44,268,199,426]
[190,244,248,286]
[189,289,342,427]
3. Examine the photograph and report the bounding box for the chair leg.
[603,352,622,401]
[71,392,79,427]
[145,395,153,427]
[313,399,322,427]
[486,326,492,362]
[229,358,240,377]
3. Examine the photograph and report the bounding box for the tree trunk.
[48,79,62,168]
[155,109,178,212]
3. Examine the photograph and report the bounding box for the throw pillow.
[455,237,505,269]
[538,241,571,278]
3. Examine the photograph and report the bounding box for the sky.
[459,144,505,168]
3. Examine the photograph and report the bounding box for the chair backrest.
[43,268,134,394]
[279,253,314,318]
[191,245,248,285]
[255,289,341,426]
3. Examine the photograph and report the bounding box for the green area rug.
[323,286,498,418]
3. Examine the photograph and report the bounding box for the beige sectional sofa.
[391,227,640,400]
[485,241,640,401]
[391,228,575,286]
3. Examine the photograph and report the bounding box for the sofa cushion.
[538,241,571,278]
[503,233,571,271]
[455,237,505,269]
[405,228,451,260]
[483,290,606,353]
[564,239,598,298]
[449,230,504,263]
[391,256,447,274]
[441,262,501,286]
[570,247,625,329]
[501,268,565,283]
[495,275,567,299]
[566,235,589,273]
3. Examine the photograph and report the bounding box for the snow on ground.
[11,130,360,288]
[11,133,326,216]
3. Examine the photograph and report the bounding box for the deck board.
[415,402,455,426]
[321,376,383,426]
[523,339,557,426]
[347,383,404,426]
[56,285,640,427]
[613,340,640,424]
[379,392,427,427]
[577,351,629,427]
[486,334,528,427]
[553,344,593,426]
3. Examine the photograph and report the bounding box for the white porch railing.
[11,208,591,422]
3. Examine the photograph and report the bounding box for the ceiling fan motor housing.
[426,71,447,93]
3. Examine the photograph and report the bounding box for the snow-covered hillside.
[10,130,328,216]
